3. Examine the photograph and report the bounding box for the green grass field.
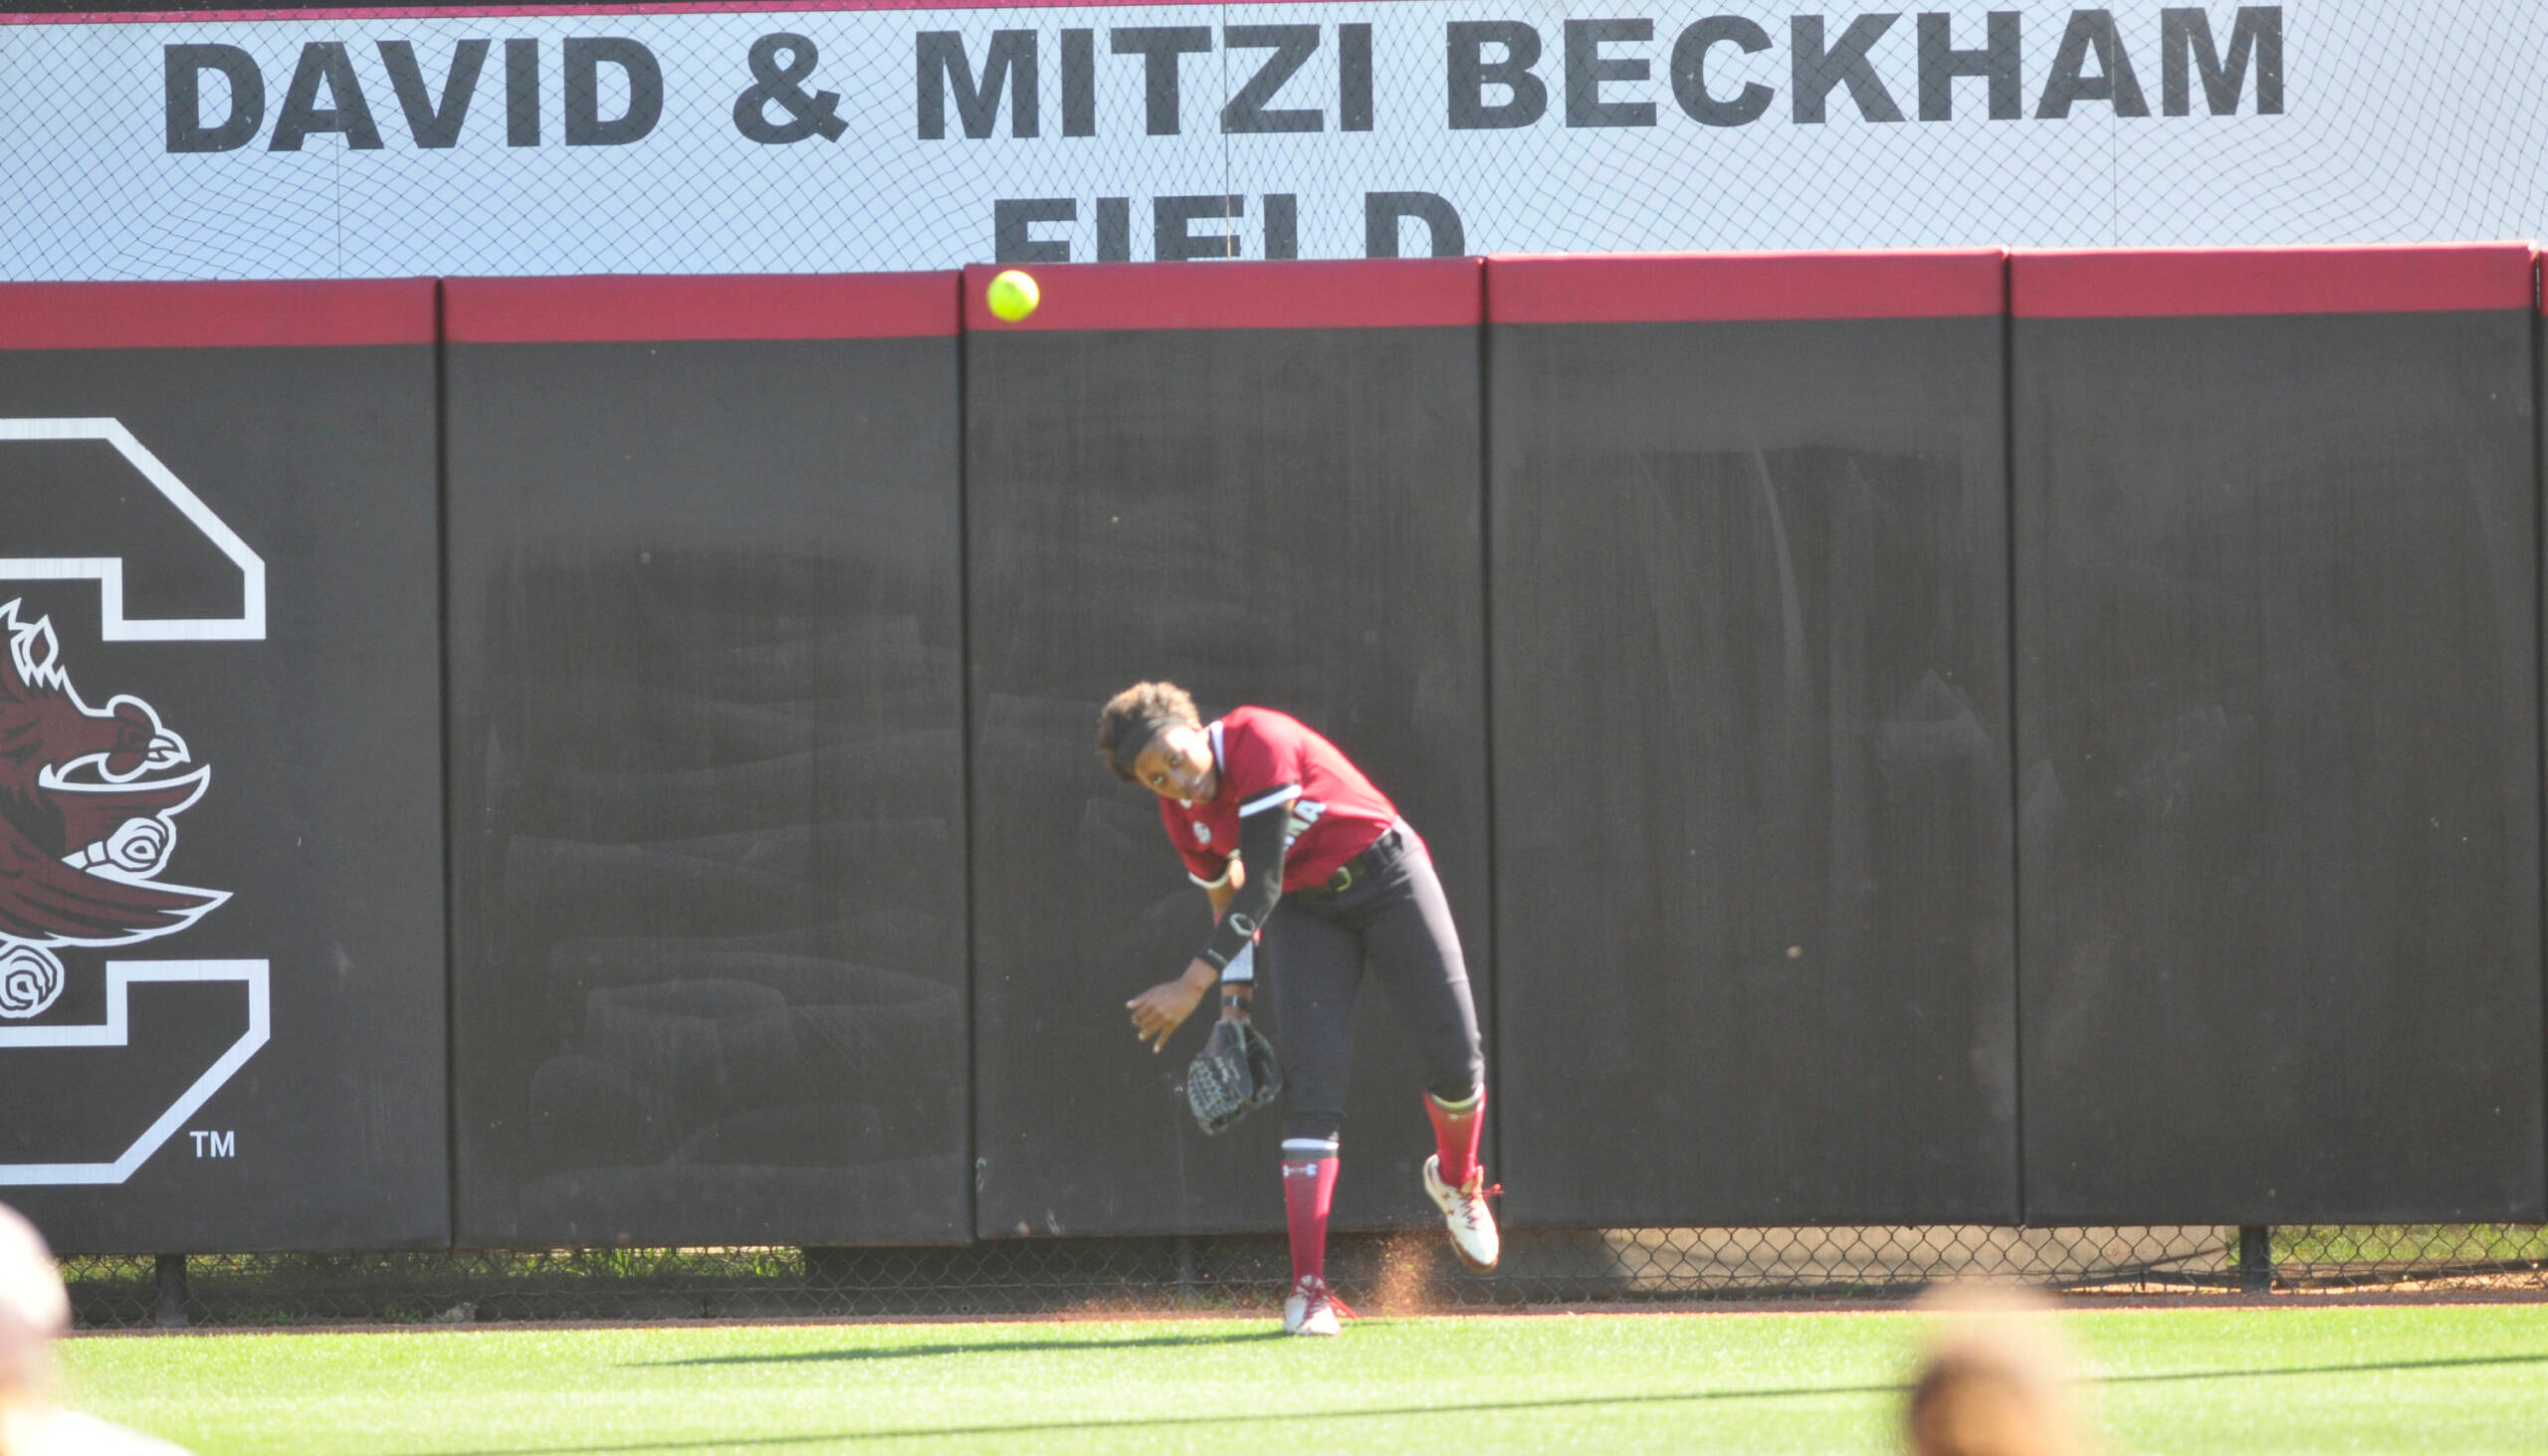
[55,1302,2548,1455]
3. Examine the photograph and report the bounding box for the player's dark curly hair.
[1096,681,1201,782]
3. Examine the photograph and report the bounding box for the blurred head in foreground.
[0,1203,188,1455]
[1905,1287,2094,1456]
[0,1204,68,1409]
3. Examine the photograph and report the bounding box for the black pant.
[1262,825,1483,1144]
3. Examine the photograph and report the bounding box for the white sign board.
[0,2,2538,280]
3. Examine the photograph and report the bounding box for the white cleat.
[1281,1275,1345,1336]
[1423,1154,1502,1272]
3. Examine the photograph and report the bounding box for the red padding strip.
[2015,244,2536,318]
[962,260,1481,332]
[0,279,435,350]
[445,273,957,343]
[1487,250,2006,324]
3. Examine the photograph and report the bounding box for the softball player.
[1101,682,1498,1336]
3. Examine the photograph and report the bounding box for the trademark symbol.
[188,1130,235,1158]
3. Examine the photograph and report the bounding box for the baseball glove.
[1186,1017,1283,1136]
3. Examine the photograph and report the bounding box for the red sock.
[1426,1086,1485,1186]
[1281,1141,1339,1286]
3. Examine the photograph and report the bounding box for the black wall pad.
[2012,245,2546,1223]
[0,281,449,1251]
[444,276,971,1246]
[1485,252,2018,1226]
[963,260,1490,1237]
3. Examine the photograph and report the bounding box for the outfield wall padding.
[11,248,2548,1253]
[2012,245,2548,1223]
[443,275,973,1247]
[962,259,1493,1238]
[1486,252,2020,1225]
[0,281,450,1252]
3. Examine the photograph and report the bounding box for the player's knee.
[1283,1110,1344,1144]
[1427,1067,1483,1105]
[1423,1032,1484,1102]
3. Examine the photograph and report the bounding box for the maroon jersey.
[1160,708,1395,893]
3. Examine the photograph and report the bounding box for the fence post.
[153,1254,188,1328]
[2236,1225,2274,1294]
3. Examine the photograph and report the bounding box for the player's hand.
[1127,958,1216,1053]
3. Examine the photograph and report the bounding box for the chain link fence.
[58,1224,2548,1328]
[9,2,2548,278]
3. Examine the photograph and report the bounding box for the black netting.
[59,1224,2548,1328]
[7,2,2548,278]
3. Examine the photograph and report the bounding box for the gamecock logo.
[0,600,224,1018]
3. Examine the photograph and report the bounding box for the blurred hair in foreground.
[1906,1286,2096,1456]
[0,1204,68,1406]
[0,1201,191,1455]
